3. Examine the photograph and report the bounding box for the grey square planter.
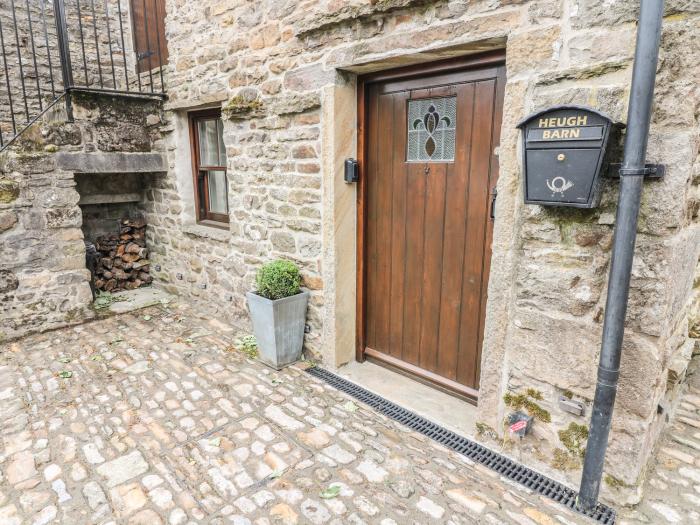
[246,290,309,370]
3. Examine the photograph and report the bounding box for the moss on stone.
[65,307,83,322]
[72,90,107,105]
[503,390,552,423]
[14,125,46,152]
[475,422,490,434]
[525,400,551,423]
[526,388,543,400]
[72,90,157,111]
[552,421,590,470]
[0,179,20,203]
[551,448,581,470]
[295,0,432,37]
[223,95,264,120]
[689,318,700,339]
[604,474,626,488]
[663,12,692,22]
[540,205,598,225]
[562,389,574,399]
[502,392,516,405]
[558,422,589,457]
[475,421,498,440]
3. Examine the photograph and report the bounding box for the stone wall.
[0,92,162,341]
[143,98,326,352]
[1,0,696,508]
[482,4,700,501]
[152,0,700,504]
[0,0,143,142]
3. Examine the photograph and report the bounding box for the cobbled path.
[618,358,700,525]
[0,300,697,524]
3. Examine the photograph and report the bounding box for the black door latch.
[344,158,359,183]
[136,50,155,61]
[490,187,498,219]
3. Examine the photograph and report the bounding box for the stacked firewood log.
[93,217,152,292]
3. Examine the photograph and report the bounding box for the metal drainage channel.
[306,366,616,525]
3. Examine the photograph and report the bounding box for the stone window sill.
[182,222,231,242]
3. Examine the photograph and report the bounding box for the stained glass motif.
[407,96,457,162]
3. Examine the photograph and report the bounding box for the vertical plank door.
[361,59,506,400]
[130,0,168,73]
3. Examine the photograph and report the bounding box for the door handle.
[490,187,498,220]
[137,50,155,61]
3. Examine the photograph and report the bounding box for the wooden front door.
[359,55,506,401]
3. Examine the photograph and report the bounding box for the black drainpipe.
[578,0,664,511]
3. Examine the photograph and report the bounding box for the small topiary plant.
[256,260,302,300]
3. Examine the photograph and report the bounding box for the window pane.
[207,170,228,215]
[198,119,219,166]
[197,174,207,216]
[217,119,227,165]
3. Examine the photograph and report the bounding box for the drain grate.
[306,366,616,524]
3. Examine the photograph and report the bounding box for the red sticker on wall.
[509,420,527,433]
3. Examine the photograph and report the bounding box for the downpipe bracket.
[606,163,665,178]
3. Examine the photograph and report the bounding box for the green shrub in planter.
[255,259,301,300]
[248,259,309,369]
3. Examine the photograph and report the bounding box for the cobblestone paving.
[0,300,696,525]
[618,359,700,525]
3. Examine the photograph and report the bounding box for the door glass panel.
[407,96,457,162]
[198,119,220,166]
[207,170,228,214]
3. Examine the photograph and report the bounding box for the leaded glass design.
[407,96,457,162]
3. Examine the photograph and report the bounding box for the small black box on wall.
[344,158,359,184]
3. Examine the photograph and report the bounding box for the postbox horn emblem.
[546,176,574,195]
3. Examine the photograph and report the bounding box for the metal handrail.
[0,0,166,152]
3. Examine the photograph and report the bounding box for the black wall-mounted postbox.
[517,105,619,208]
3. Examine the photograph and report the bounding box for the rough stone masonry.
[0,302,697,524]
[0,92,164,340]
[152,0,700,505]
[0,0,698,510]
